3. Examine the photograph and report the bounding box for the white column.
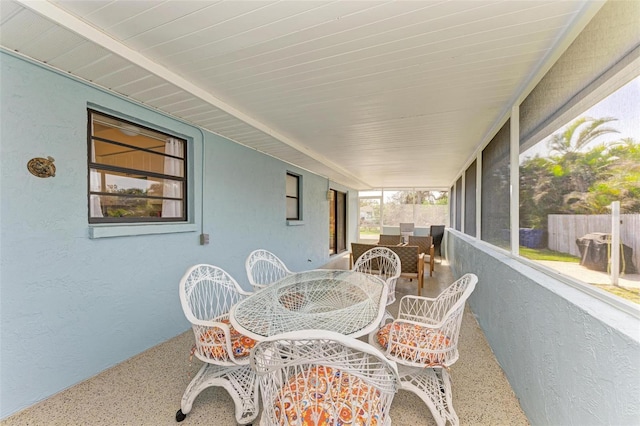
[476,152,482,240]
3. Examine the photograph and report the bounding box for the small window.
[88,110,187,223]
[286,172,301,220]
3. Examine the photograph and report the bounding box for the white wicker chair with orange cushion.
[176,264,259,424]
[352,246,401,305]
[251,330,400,426]
[368,273,478,426]
[245,249,293,292]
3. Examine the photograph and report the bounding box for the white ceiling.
[0,0,604,190]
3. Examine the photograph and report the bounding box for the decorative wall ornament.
[27,156,56,178]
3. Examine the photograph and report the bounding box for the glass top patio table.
[229,269,388,341]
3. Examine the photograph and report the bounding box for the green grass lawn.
[521,247,638,304]
[519,247,580,262]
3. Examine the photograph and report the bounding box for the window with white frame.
[88,110,187,223]
[286,172,301,220]
[519,77,639,303]
[512,0,640,307]
[454,1,639,284]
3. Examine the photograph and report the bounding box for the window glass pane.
[519,77,639,303]
[455,178,462,231]
[91,195,183,220]
[92,139,184,178]
[381,190,448,227]
[382,190,414,226]
[286,198,299,220]
[359,197,381,243]
[286,174,298,197]
[414,191,448,227]
[482,119,511,249]
[92,114,170,145]
[91,169,183,199]
[465,161,477,237]
[362,190,448,231]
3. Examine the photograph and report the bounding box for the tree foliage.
[390,190,448,205]
[547,116,619,155]
[520,117,640,229]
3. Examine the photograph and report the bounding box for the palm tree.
[547,116,619,155]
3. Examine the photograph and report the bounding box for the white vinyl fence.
[548,214,640,273]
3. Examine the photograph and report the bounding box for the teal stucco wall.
[0,52,356,418]
[446,230,640,425]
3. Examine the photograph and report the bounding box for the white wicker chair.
[352,246,401,305]
[176,264,260,424]
[368,273,478,426]
[245,249,293,292]
[250,330,400,426]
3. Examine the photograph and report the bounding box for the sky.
[583,76,640,144]
[521,75,639,161]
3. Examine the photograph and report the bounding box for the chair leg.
[179,363,259,424]
[398,367,458,426]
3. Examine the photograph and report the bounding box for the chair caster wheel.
[176,409,187,422]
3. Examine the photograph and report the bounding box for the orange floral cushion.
[376,322,451,366]
[198,319,257,360]
[273,365,384,425]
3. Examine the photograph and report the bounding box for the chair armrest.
[192,319,231,350]
[384,317,458,366]
[191,317,251,365]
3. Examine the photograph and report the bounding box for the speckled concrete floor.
[2,258,528,426]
